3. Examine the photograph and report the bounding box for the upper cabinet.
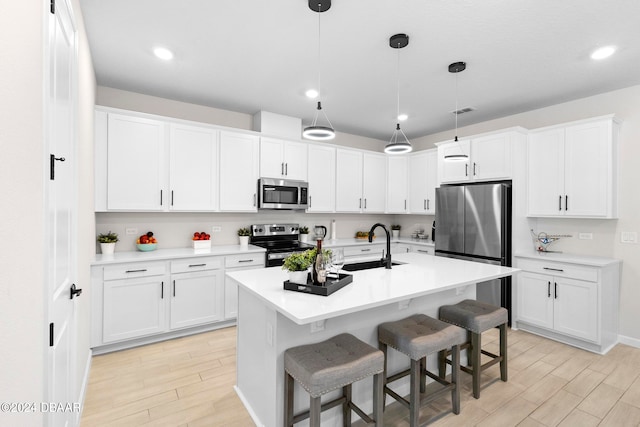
[259,137,308,181]
[527,116,619,218]
[362,153,387,213]
[386,156,408,213]
[408,149,437,214]
[105,113,167,211]
[169,124,218,211]
[335,149,387,213]
[307,144,336,212]
[437,130,525,184]
[219,131,260,212]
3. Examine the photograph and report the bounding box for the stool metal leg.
[500,323,508,382]
[471,332,481,399]
[310,396,321,427]
[284,372,294,427]
[451,345,460,414]
[409,358,420,427]
[342,384,351,426]
[373,372,383,427]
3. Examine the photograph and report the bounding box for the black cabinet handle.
[160,190,163,206]
[424,199,426,210]
[281,162,284,175]
[173,280,176,297]
[565,195,568,211]
[559,195,562,211]
[238,259,254,263]
[253,193,256,207]
[465,164,468,176]
[125,269,147,273]
[473,162,477,176]
[309,196,312,208]
[161,281,164,299]
[361,248,371,252]
[171,190,174,206]
[188,263,206,268]
[359,198,362,209]
[285,163,288,176]
[365,198,367,209]
[554,282,558,299]
[543,267,564,272]
[547,281,551,298]
[427,199,430,210]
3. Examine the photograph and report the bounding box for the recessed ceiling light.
[397,113,408,121]
[305,89,319,99]
[153,47,174,60]
[591,46,616,60]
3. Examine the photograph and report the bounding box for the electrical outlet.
[310,320,325,333]
[579,233,593,240]
[211,226,222,233]
[125,227,138,235]
[621,232,638,244]
[398,299,411,310]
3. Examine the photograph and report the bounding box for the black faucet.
[369,223,392,269]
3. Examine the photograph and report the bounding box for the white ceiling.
[80,0,640,141]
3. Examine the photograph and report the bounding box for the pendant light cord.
[316,3,321,102]
[454,70,459,141]
[396,42,401,121]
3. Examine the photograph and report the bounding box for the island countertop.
[226,252,519,325]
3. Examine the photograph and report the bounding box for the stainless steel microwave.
[258,178,309,210]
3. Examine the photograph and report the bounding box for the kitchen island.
[226,253,519,426]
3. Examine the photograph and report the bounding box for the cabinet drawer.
[225,253,264,268]
[412,245,434,255]
[171,257,223,273]
[343,244,385,258]
[104,262,166,281]
[516,258,598,282]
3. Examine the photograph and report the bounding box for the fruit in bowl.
[192,231,211,249]
[192,231,210,241]
[136,231,158,251]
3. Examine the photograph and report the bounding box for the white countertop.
[515,251,621,267]
[226,252,518,325]
[91,244,265,266]
[318,237,435,248]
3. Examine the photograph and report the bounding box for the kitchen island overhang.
[227,253,519,426]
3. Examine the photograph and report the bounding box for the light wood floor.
[81,326,640,426]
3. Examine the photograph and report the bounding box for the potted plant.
[299,226,310,243]
[391,224,401,240]
[282,250,314,284]
[237,227,251,247]
[97,231,119,255]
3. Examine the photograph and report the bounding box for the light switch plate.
[125,227,138,235]
[579,233,593,240]
[621,231,638,244]
[211,226,222,233]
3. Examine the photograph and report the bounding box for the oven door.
[258,178,308,210]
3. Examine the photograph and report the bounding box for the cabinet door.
[103,276,166,343]
[362,153,387,213]
[425,150,438,214]
[259,137,284,179]
[170,270,224,329]
[307,144,336,212]
[527,129,565,216]
[471,133,512,181]
[410,245,434,255]
[335,149,363,212]
[386,156,408,213]
[169,124,218,211]
[219,131,259,211]
[107,113,166,210]
[564,120,610,217]
[283,140,308,181]
[438,139,471,183]
[553,277,598,342]
[516,272,554,330]
[408,152,428,214]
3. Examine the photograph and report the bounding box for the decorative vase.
[239,235,249,247]
[100,242,116,255]
[288,271,309,285]
[392,230,400,240]
[299,234,309,243]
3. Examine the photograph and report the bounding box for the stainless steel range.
[250,223,314,267]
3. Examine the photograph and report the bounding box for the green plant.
[282,250,315,272]
[391,224,401,230]
[97,231,119,243]
[237,227,251,237]
[299,226,309,234]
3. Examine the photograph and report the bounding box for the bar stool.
[284,333,384,426]
[438,299,508,399]
[377,314,466,427]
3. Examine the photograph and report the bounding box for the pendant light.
[444,61,469,162]
[384,34,412,154]
[303,0,335,141]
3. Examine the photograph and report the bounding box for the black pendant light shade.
[444,61,469,161]
[384,33,412,154]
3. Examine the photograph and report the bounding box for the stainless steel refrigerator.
[435,182,512,321]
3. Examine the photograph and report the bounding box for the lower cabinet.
[514,255,620,354]
[170,269,224,329]
[392,243,434,255]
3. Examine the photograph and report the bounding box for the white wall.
[413,84,640,344]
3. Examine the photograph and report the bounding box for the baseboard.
[234,385,264,427]
[75,349,93,426]
[618,334,640,349]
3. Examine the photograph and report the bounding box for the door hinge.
[49,322,54,347]
[50,0,55,14]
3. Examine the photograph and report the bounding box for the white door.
[362,153,387,213]
[335,149,363,212]
[386,156,408,213]
[47,1,77,426]
[408,152,428,213]
[425,150,438,214]
[516,272,554,330]
[219,131,259,211]
[471,133,512,181]
[307,144,336,212]
[553,277,598,342]
[527,128,565,216]
[170,270,224,329]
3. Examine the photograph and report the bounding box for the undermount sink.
[342,260,404,272]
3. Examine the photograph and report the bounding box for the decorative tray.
[283,273,353,296]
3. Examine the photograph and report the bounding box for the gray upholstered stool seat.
[439,299,508,399]
[378,314,466,427]
[284,333,384,426]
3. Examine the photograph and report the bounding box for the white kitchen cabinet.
[515,254,620,354]
[335,149,364,212]
[527,116,619,218]
[386,156,408,213]
[106,113,167,210]
[437,138,471,184]
[408,149,437,214]
[224,254,265,320]
[391,243,433,255]
[307,144,336,212]
[219,131,260,212]
[362,153,387,213]
[260,137,308,181]
[169,124,218,211]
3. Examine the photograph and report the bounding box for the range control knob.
[258,228,263,233]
